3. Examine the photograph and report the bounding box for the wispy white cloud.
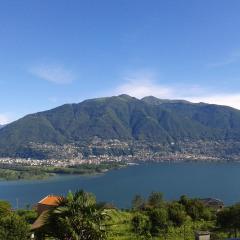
[30,64,76,84]
[189,94,240,110]
[115,70,173,98]
[0,114,11,125]
[114,70,240,110]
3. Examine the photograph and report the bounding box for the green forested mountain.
[1,94,240,158]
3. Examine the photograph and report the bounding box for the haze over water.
[0,162,240,208]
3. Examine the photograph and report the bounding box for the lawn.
[105,209,217,240]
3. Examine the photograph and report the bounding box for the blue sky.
[1,0,240,124]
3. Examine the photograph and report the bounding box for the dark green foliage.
[148,191,164,208]
[132,194,145,210]
[132,213,151,238]
[217,203,240,238]
[0,200,11,217]
[179,196,212,221]
[131,194,217,238]
[2,95,240,158]
[0,192,239,239]
[148,207,169,236]
[179,195,189,206]
[41,190,109,240]
[168,202,187,226]
[0,213,30,240]
[0,201,32,239]
[16,209,38,224]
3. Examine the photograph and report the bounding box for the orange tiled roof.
[38,195,60,206]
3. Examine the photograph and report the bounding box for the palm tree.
[40,190,109,240]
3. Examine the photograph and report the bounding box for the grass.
[104,209,218,240]
[106,209,138,240]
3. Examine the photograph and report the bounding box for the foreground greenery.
[0,162,126,180]
[2,190,240,239]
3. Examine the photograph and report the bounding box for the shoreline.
[0,162,127,181]
[1,162,240,209]
[1,159,240,182]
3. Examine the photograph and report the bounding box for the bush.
[0,213,30,240]
[148,207,169,236]
[132,212,151,237]
[168,202,187,227]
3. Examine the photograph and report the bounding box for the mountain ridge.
[0,124,5,129]
[1,94,240,159]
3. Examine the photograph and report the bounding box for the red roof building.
[32,195,62,231]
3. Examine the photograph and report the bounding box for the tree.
[148,207,169,236]
[16,209,38,224]
[132,194,145,210]
[217,203,240,238]
[148,192,164,208]
[182,198,212,221]
[179,195,189,206]
[168,202,187,227]
[0,200,11,217]
[41,190,109,240]
[132,212,151,239]
[0,213,30,240]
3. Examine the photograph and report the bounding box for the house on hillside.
[31,195,61,231]
[199,198,224,211]
[35,195,60,215]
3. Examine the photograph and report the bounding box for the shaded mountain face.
[1,94,240,158]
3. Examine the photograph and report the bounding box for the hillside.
[1,94,240,159]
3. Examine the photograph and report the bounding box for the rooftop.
[38,195,61,206]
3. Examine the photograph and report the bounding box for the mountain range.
[1,94,240,159]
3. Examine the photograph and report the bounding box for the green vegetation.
[217,203,240,238]
[45,162,126,175]
[2,190,240,239]
[38,190,108,240]
[0,168,53,181]
[0,162,126,180]
[0,200,30,240]
[1,95,240,158]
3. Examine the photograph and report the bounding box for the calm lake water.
[1,162,240,208]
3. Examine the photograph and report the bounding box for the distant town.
[1,138,240,168]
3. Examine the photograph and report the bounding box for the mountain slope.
[141,96,190,105]
[1,94,240,158]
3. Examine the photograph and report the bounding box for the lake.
[1,162,240,208]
